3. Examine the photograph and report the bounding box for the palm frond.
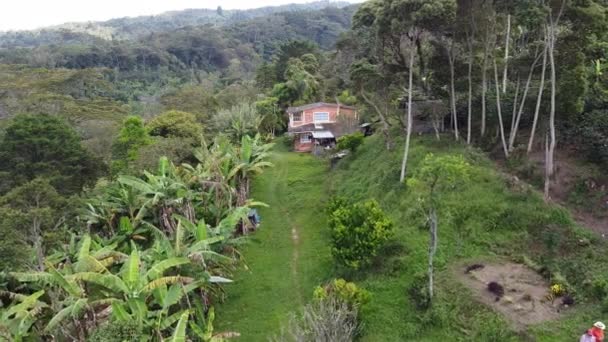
[145,258,189,281]
[169,311,190,342]
[141,276,193,293]
[69,272,128,294]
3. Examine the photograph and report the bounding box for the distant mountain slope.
[0,1,354,48]
[0,3,358,78]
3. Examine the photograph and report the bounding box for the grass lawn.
[214,146,333,340]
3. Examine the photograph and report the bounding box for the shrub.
[337,132,365,152]
[313,278,370,310]
[592,278,608,300]
[328,199,393,269]
[326,196,350,215]
[88,320,141,342]
[146,110,202,139]
[272,297,359,342]
[408,274,431,310]
[282,134,295,150]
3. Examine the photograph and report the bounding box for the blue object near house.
[248,209,261,227]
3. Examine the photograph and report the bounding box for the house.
[287,102,358,152]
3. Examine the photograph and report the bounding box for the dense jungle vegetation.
[2,0,608,340]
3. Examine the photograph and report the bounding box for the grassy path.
[215,149,332,341]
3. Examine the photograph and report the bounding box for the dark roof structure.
[286,102,356,114]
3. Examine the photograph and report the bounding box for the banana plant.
[10,235,125,338]
[0,290,48,341]
[119,157,192,235]
[228,134,274,206]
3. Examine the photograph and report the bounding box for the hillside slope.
[328,134,607,340]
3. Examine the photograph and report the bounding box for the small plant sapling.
[407,154,471,303]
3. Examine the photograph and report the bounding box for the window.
[293,112,302,122]
[313,112,330,123]
[300,134,311,143]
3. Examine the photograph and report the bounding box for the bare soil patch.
[456,261,569,329]
[524,150,608,235]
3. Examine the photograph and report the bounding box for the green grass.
[217,134,608,341]
[329,134,608,341]
[214,146,332,340]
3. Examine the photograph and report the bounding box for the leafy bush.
[88,320,141,342]
[328,199,393,269]
[592,278,608,300]
[337,132,365,152]
[146,110,203,139]
[313,278,370,310]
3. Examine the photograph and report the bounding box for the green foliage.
[313,278,370,310]
[160,85,218,123]
[0,208,30,271]
[0,114,100,194]
[337,90,357,106]
[212,103,262,143]
[0,178,67,270]
[133,137,195,172]
[329,135,605,340]
[577,109,608,167]
[111,115,151,174]
[274,40,319,82]
[408,274,431,310]
[272,54,321,107]
[146,110,202,140]
[255,97,283,135]
[328,199,393,270]
[407,153,472,204]
[336,132,365,152]
[88,319,142,342]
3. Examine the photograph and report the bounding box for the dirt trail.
[215,149,330,340]
[274,156,303,302]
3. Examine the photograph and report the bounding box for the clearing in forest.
[456,261,568,329]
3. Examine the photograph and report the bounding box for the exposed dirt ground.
[494,144,608,235]
[528,150,608,234]
[456,262,568,329]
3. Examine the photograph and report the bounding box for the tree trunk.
[544,132,552,200]
[32,218,44,271]
[510,77,521,137]
[502,14,511,93]
[493,59,510,158]
[400,46,415,183]
[237,177,248,207]
[428,206,438,301]
[545,22,558,200]
[509,51,541,151]
[527,42,548,153]
[361,90,392,150]
[431,105,441,141]
[481,32,490,137]
[447,43,459,141]
[466,32,474,145]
